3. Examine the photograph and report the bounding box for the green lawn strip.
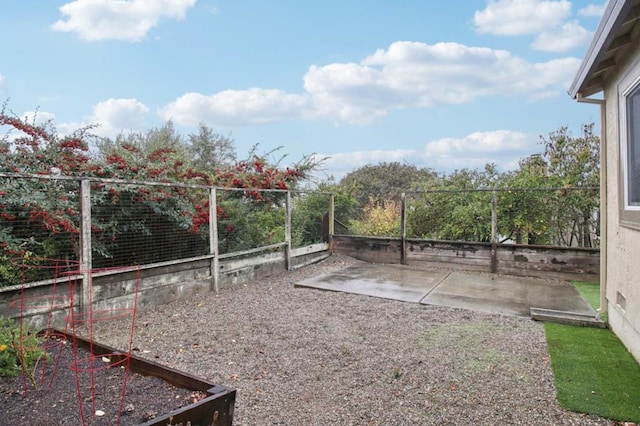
[545,322,640,422]
[572,280,607,322]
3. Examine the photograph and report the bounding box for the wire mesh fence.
[290,191,332,247]
[0,176,81,284]
[1,173,599,288]
[90,180,210,268]
[0,174,333,287]
[216,187,288,254]
[335,187,600,249]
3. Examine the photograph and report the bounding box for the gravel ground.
[89,254,615,426]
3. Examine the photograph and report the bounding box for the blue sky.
[0,0,606,180]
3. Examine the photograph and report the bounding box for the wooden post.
[79,179,92,312]
[401,192,407,265]
[328,194,335,253]
[490,190,498,273]
[285,191,292,270]
[209,188,220,293]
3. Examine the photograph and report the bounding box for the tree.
[408,164,499,241]
[96,120,187,160]
[539,123,600,247]
[498,155,554,244]
[340,162,437,207]
[187,122,236,171]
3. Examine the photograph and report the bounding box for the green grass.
[572,280,601,311]
[545,323,640,422]
[544,280,640,422]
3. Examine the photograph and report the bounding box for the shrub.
[0,317,48,386]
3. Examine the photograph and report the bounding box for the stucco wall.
[603,37,640,362]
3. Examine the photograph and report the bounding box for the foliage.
[333,125,599,246]
[497,124,600,246]
[408,165,498,241]
[0,317,48,387]
[95,120,187,159]
[350,198,402,237]
[291,191,330,247]
[216,194,286,254]
[542,124,600,247]
[290,181,359,244]
[545,323,640,422]
[497,155,554,244]
[0,103,320,283]
[187,122,236,171]
[0,103,96,265]
[340,162,437,207]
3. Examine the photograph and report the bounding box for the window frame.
[619,59,640,230]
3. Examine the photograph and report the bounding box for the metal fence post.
[285,191,292,270]
[401,192,407,265]
[209,188,220,293]
[491,190,498,273]
[79,179,92,312]
[329,194,335,253]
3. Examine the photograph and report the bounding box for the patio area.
[296,263,596,317]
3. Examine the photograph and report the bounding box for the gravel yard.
[90,254,614,426]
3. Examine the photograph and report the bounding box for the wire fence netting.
[335,187,600,248]
[0,176,332,287]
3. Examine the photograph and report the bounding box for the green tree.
[340,162,437,207]
[187,122,236,172]
[498,155,554,244]
[543,124,599,247]
[96,120,187,160]
[408,164,499,241]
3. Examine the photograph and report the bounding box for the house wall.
[604,37,640,362]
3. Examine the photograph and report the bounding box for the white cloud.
[474,0,594,52]
[531,21,592,52]
[474,0,571,35]
[51,0,197,42]
[91,98,149,136]
[425,130,531,156]
[578,3,606,17]
[162,41,581,127]
[423,130,534,171]
[160,89,310,127]
[305,42,581,123]
[316,130,536,179]
[20,111,57,126]
[0,74,5,91]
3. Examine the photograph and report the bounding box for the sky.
[0,0,608,181]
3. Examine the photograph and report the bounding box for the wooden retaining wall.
[0,243,329,329]
[333,235,599,281]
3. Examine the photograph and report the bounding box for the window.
[619,58,640,230]
[625,84,640,207]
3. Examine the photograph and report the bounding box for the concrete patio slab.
[296,263,596,318]
[422,272,595,317]
[295,263,447,303]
